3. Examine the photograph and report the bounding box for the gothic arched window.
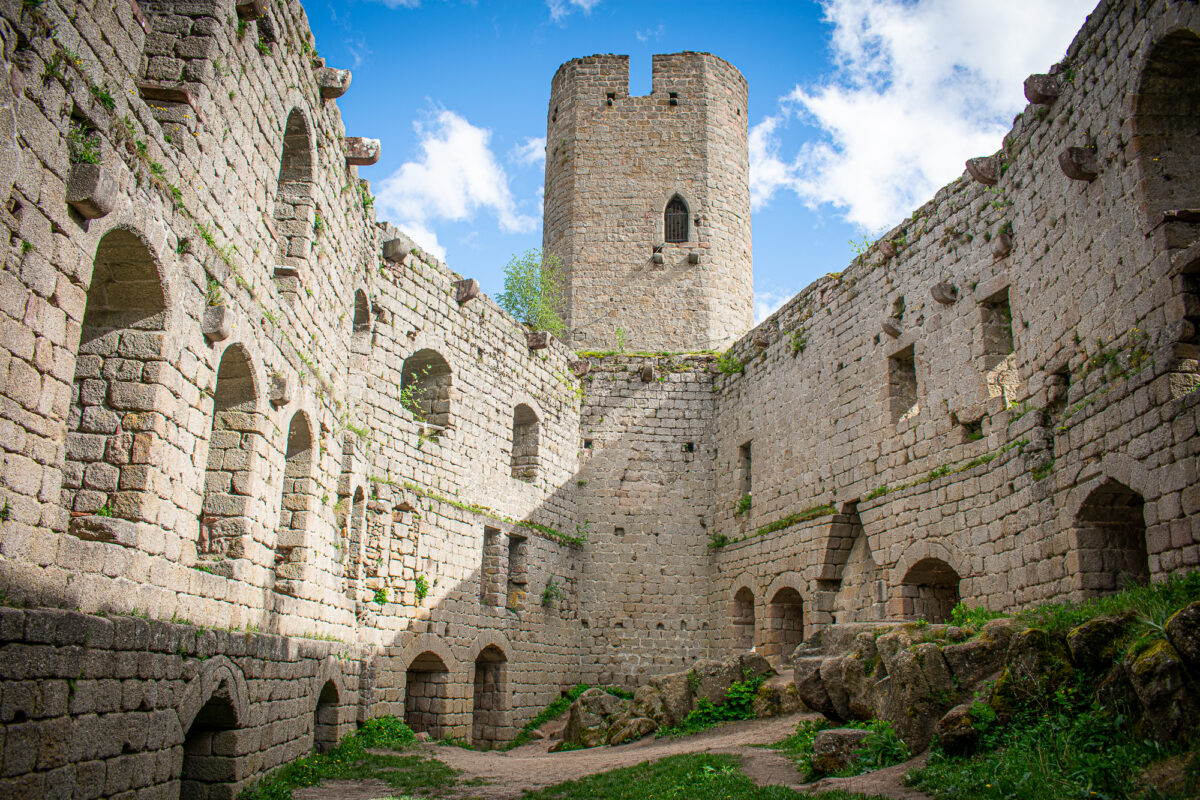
[665,195,688,243]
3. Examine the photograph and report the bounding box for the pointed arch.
[664,194,688,243]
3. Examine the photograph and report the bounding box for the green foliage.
[615,327,628,352]
[755,503,837,537]
[372,587,387,605]
[238,717,452,800]
[205,277,224,306]
[716,350,745,375]
[256,40,272,55]
[947,602,1006,630]
[67,121,101,164]
[734,493,752,516]
[236,18,248,39]
[789,329,808,356]
[95,504,113,517]
[658,676,765,737]
[89,81,115,110]
[1018,571,1200,638]
[517,752,868,800]
[496,249,566,335]
[413,574,430,601]
[541,578,563,608]
[20,240,33,255]
[707,532,730,551]
[0,501,9,522]
[909,683,1173,800]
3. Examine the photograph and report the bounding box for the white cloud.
[754,289,792,324]
[636,23,664,43]
[367,0,421,7]
[548,0,600,23]
[750,0,1094,231]
[375,110,537,256]
[510,136,546,167]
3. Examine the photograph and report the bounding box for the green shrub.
[496,249,566,335]
[355,716,416,749]
[948,602,1007,630]
[659,675,765,737]
[771,719,908,781]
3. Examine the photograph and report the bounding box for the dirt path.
[295,713,934,800]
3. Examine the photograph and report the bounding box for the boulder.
[646,671,695,727]
[752,678,803,718]
[840,631,881,720]
[692,656,752,705]
[1166,601,1200,671]
[875,642,956,753]
[935,703,982,756]
[820,655,850,720]
[1128,640,1198,743]
[559,688,630,750]
[739,652,775,681]
[794,656,834,716]
[941,618,1016,689]
[812,727,872,774]
[605,710,656,745]
[993,628,1073,718]
[1067,615,1130,670]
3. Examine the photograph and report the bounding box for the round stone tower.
[543,52,753,352]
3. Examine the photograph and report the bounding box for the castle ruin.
[0,0,1197,796]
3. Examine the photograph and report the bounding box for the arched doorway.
[313,680,339,753]
[180,690,239,798]
[472,645,508,748]
[764,587,803,659]
[1074,479,1148,597]
[900,558,960,623]
[405,651,450,738]
[732,587,755,651]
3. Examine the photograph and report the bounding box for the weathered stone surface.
[941,618,1016,688]
[965,155,1000,186]
[66,163,117,219]
[201,306,233,342]
[794,656,834,716]
[1128,640,1198,743]
[344,137,381,166]
[560,689,630,749]
[1166,601,1200,670]
[1066,615,1129,670]
[1058,146,1099,181]
[1023,73,1061,104]
[993,628,1073,716]
[646,672,695,727]
[812,728,871,774]
[315,67,351,99]
[935,703,981,756]
[453,279,479,305]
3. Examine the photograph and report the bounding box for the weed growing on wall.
[497,249,566,335]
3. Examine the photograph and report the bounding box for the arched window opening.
[273,413,312,596]
[405,652,450,738]
[401,349,452,434]
[65,230,166,521]
[732,587,755,651]
[472,645,508,748]
[314,680,340,753]
[510,404,540,480]
[1133,31,1200,227]
[1074,479,1148,598]
[274,109,315,292]
[353,290,370,333]
[181,690,239,798]
[344,486,366,601]
[764,587,804,660]
[900,558,960,624]
[200,346,259,559]
[664,194,688,243]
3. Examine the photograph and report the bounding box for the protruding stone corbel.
[878,240,897,260]
[453,279,480,305]
[236,0,267,20]
[345,137,380,166]
[316,67,352,100]
[991,231,1013,259]
[753,333,770,350]
[881,318,902,338]
[66,163,117,219]
[931,281,958,305]
[640,364,654,382]
[965,156,1000,186]
[269,373,293,407]
[202,305,233,342]
[1058,147,1098,181]
[395,488,418,513]
[1023,74,1061,105]
[570,359,591,378]
[382,238,408,263]
[527,331,550,350]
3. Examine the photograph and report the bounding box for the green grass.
[515,753,887,800]
[908,682,1186,800]
[1014,571,1200,637]
[238,716,460,800]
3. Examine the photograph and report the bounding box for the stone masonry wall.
[543,52,753,353]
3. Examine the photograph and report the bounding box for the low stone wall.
[0,607,360,800]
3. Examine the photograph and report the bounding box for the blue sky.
[308,0,1095,322]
